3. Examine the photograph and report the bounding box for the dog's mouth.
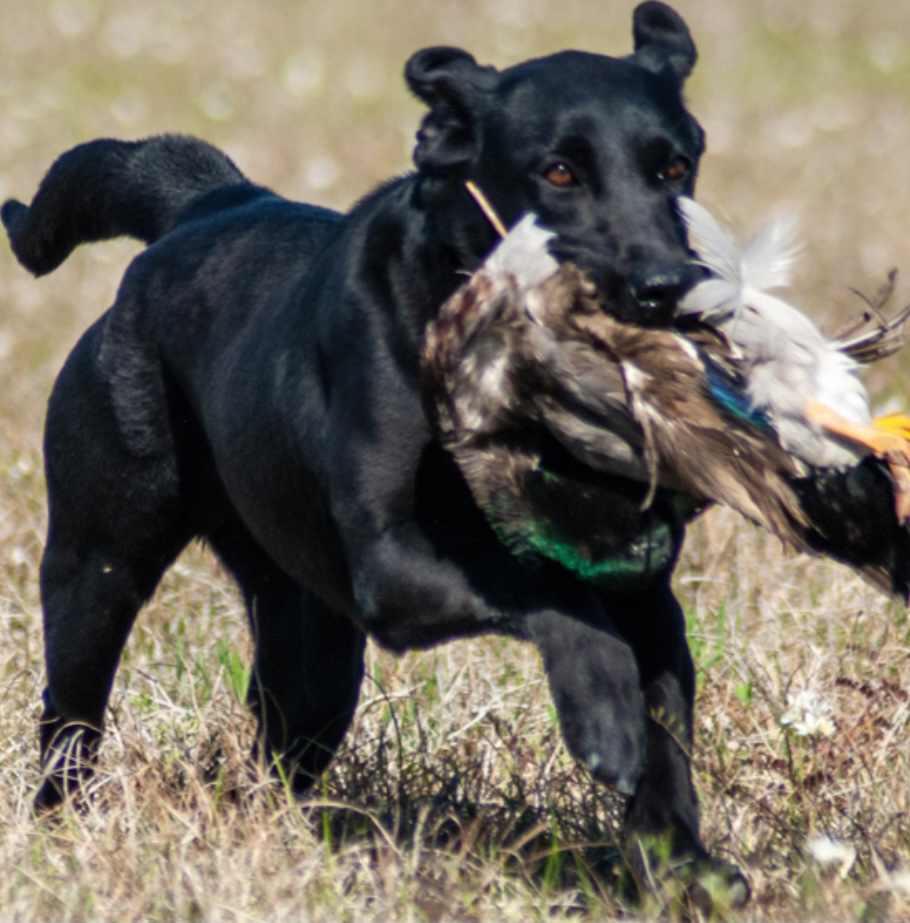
[549,241,701,328]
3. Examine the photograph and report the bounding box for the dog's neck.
[349,174,499,333]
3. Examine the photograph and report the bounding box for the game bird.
[420,186,910,596]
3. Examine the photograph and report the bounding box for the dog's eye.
[660,156,691,184]
[544,163,578,188]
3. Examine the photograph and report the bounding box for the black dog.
[3,0,747,904]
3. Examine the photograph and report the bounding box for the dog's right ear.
[631,1,697,83]
[405,47,496,175]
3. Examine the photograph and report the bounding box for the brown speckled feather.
[422,258,812,552]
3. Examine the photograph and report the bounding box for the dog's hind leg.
[38,531,187,811]
[36,327,192,811]
[210,527,366,795]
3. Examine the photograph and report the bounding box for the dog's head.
[407,1,704,326]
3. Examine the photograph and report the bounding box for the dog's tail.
[2,134,247,276]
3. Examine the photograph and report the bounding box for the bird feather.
[678,196,872,467]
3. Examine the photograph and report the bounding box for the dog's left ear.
[405,47,497,175]
[630,1,697,82]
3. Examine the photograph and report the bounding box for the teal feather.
[702,358,772,432]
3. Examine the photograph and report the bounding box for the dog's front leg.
[605,579,701,856]
[349,521,581,648]
[351,525,648,790]
[605,579,751,909]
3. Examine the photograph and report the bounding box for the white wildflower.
[807,836,856,880]
[876,866,910,896]
[808,836,855,865]
[9,546,28,568]
[780,687,836,738]
[887,868,910,894]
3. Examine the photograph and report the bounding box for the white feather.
[447,214,559,432]
[678,197,871,468]
[484,213,559,292]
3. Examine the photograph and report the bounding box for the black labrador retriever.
[3,0,747,904]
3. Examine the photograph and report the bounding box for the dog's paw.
[532,613,646,794]
[640,856,752,920]
[553,673,646,795]
[626,846,751,917]
[685,858,751,914]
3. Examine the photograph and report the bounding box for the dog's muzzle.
[626,260,702,326]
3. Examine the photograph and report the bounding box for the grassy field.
[2,0,910,919]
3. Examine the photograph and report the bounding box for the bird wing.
[569,308,810,548]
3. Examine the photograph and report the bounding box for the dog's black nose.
[627,261,700,325]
